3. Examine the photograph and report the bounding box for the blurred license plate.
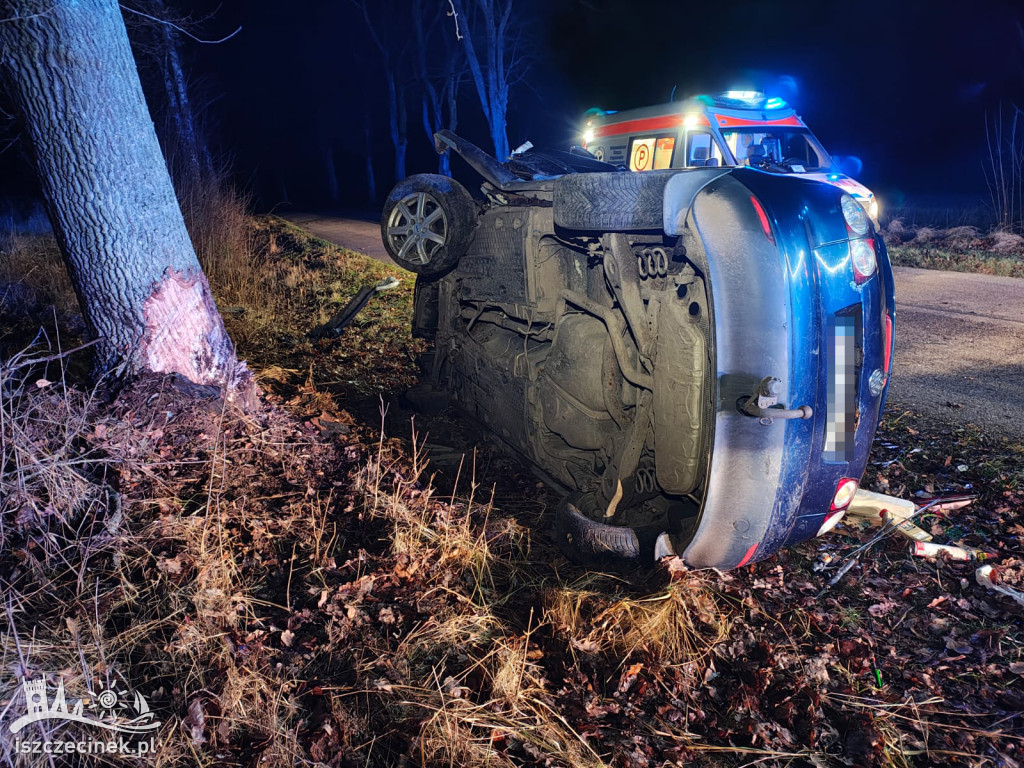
[824,310,861,462]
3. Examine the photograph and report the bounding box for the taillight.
[850,238,877,283]
[750,195,775,244]
[883,312,893,374]
[817,510,846,536]
[831,478,859,511]
[818,477,860,536]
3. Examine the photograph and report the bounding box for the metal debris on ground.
[311,276,401,338]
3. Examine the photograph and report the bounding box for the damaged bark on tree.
[0,0,253,405]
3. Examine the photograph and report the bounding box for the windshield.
[721,128,831,171]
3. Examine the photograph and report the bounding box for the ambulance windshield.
[721,128,831,171]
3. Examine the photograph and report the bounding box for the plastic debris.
[844,489,977,543]
[884,510,932,542]
[845,489,932,541]
[913,541,998,562]
[976,565,1024,609]
[311,276,401,338]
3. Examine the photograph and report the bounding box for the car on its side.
[379,130,895,570]
[581,91,880,224]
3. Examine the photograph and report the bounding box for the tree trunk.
[324,143,340,204]
[385,72,408,183]
[0,0,251,402]
[450,0,512,161]
[363,113,377,204]
[156,0,213,183]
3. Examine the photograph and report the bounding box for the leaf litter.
[0,218,1021,767]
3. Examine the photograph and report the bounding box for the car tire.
[553,171,673,231]
[381,174,477,277]
[555,491,650,568]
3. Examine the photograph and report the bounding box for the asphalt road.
[888,266,1024,440]
[284,212,1024,440]
[285,211,396,266]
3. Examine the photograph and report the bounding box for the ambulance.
[581,91,879,222]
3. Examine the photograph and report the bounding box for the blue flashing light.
[828,173,841,181]
[765,97,787,109]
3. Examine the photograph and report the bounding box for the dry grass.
[0,331,340,765]
[0,232,78,319]
[0,191,735,766]
[989,230,1024,252]
[885,216,1024,278]
[0,345,144,766]
[356,435,530,590]
[545,573,731,664]
[909,226,941,245]
[944,225,982,248]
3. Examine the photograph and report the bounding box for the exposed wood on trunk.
[0,0,253,406]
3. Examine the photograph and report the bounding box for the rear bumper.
[677,169,892,569]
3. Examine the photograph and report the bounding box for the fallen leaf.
[571,637,602,654]
[183,699,206,746]
[868,600,898,618]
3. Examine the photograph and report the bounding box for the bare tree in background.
[985,103,1024,232]
[363,112,377,203]
[412,0,464,177]
[0,0,252,402]
[123,0,216,185]
[354,0,410,184]
[448,0,532,161]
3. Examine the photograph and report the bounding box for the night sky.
[4,0,1024,213]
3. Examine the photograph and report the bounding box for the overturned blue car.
[380,130,895,570]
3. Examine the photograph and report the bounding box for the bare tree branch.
[119,4,240,44]
[446,0,462,40]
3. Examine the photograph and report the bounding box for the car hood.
[802,172,875,201]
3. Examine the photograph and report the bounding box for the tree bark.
[0,0,251,402]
